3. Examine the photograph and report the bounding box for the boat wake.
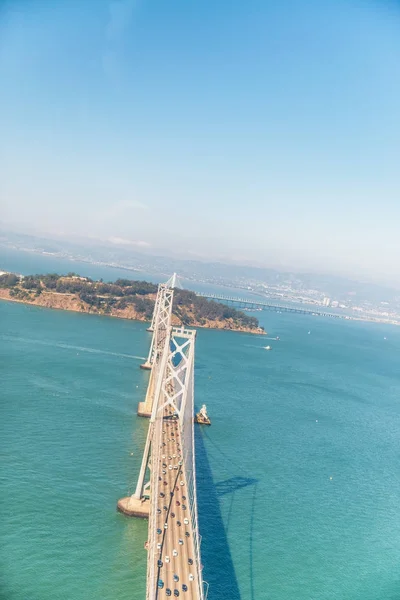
[1,335,146,361]
[244,344,272,350]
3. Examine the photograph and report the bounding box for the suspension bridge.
[118,274,208,600]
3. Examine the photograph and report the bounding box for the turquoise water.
[2,253,400,599]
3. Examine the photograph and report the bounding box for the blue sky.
[1,0,400,283]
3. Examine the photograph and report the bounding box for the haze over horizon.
[1,0,400,286]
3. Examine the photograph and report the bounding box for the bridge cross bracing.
[138,282,175,417]
[118,275,207,600]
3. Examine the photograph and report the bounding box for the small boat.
[195,404,211,425]
[263,345,271,351]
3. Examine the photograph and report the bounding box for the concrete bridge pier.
[117,496,150,518]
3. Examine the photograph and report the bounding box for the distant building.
[322,297,331,307]
[331,300,339,308]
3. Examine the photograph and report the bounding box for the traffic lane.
[155,420,176,594]
[165,440,197,596]
[155,415,199,598]
[157,419,182,594]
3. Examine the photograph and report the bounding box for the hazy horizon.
[3,225,400,295]
[1,0,400,285]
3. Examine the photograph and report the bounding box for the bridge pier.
[140,362,152,370]
[137,402,152,418]
[117,496,150,518]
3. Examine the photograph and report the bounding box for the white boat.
[195,404,211,425]
[264,345,271,351]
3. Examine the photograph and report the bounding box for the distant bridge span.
[195,292,346,319]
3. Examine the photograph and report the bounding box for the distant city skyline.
[1,0,400,285]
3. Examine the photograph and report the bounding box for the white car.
[180,481,184,486]
[189,574,194,582]
[165,556,170,563]
[178,539,183,545]
[157,543,162,550]
[169,465,173,470]
[164,523,168,529]
[184,518,189,525]
[162,455,166,459]
[172,549,178,557]
[173,454,176,458]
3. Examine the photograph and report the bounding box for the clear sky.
[1,0,400,284]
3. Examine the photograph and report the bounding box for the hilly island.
[0,272,264,334]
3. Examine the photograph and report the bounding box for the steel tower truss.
[134,326,196,499]
[142,285,174,369]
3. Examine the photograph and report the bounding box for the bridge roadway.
[152,405,200,599]
[195,292,344,318]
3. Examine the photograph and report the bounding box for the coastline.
[0,289,265,335]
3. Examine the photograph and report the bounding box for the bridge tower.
[118,325,196,512]
[137,274,180,417]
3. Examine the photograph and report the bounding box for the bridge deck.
[151,407,201,599]
[195,292,343,318]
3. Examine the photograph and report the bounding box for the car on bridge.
[182,584,188,592]
[158,579,164,589]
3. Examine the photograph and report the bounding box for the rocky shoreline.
[0,288,265,335]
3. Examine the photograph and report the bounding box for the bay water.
[1,250,400,599]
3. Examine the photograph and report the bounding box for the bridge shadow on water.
[195,426,258,600]
[215,475,258,497]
